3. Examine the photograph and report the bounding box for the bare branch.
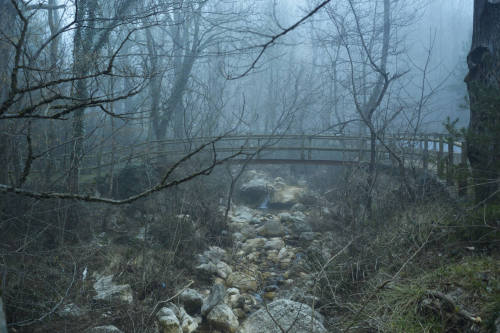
[227,0,333,80]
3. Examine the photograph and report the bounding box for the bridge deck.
[80,133,466,179]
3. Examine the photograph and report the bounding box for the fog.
[3,1,499,333]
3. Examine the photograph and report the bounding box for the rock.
[266,250,279,263]
[225,288,245,309]
[239,225,257,240]
[232,232,244,242]
[263,291,277,301]
[291,203,306,211]
[178,307,200,333]
[264,238,285,250]
[238,173,272,206]
[242,238,266,253]
[246,252,260,262]
[257,220,284,237]
[238,299,326,333]
[227,288,240,296]
[217,262,233,279]
[198,246,227,265]
[227,272,258,292]
[160,303,199,333]
[93,274,133,304]
[233,308,247,320]
[201,284,226,316]
[227,294,245,309]
[230,205,256,224]
[85,325,123,333]
[207,303,239,333]
[278,247,295,268]
[279,212,311,233]
[196,262,218,276]
[179,289,204,315]
[270,184,306,208]
[157,307,182,333]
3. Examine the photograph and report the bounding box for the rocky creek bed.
[79,169,340,333]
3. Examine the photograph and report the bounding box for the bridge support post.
[308,137,312,160]
[257,139,261,159]
[447,137,454,186]
[458,141,468,198]
[300,137,305,160]
[438,136,444,178]
[423,136,429,170]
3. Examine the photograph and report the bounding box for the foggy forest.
[0,0,499,332]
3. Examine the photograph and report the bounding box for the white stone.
[93,274,133,304]
[242,238,266,253]
[85,326,123,333]
[157,308,182,333]
[238,299,326,333]
[207,303,239,333]
[264,238,285,250]
[216,261,233,279]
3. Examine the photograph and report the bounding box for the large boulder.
[201,284,226,316]
[179,289,204,315]
[238,172,272,206]
[238,299,326,333]
[207,303,239,333]
[270,183,307,209]
[93,274,133,304]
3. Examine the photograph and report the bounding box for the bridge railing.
[79,133,466,185]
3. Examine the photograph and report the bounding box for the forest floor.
[1,165,499,333]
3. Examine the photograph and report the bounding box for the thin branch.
[147,280,194,323]
[8,261,77,327]
[0,137,243,205]
[227,0,333,80]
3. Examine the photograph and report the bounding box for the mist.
[1,1,499,333]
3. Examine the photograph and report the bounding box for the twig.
[343,228,433,332]
[8,262,77,327]
[147,280,194,322]
[227,0,332,80]
[422,290,481,324]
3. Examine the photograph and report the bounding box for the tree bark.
[0,296,6,333]
[465,0,500,203]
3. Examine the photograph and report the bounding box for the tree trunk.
[465,0,500,204]
[0,296,7,333]
[0,0,15,102]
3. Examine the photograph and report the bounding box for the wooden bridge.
[87,133,467,182]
